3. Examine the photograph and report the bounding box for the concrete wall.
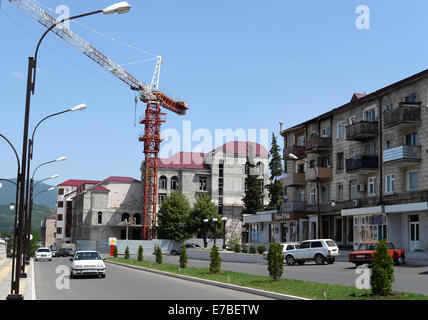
[0,240,6,260]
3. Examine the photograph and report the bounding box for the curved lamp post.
[9,2,131,300]
[289,153,321,239]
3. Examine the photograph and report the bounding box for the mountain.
[0,178,57,208]
[0,204,55,234]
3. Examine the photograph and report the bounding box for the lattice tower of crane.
[9,0,188,239]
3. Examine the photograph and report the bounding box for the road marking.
[31,259,36,300]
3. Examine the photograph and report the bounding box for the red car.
[349,241,405,267]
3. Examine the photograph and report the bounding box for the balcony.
[346,121,378,141]
[281,201,306,212]
[305,167,332,181]
[383,145,421,167]
[346,155,378,173]
[383,102,421,129]
[282,172,305,186]
[305,137,332,154]
[285,145,306,159]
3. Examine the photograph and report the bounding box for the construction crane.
[9,0,188,240]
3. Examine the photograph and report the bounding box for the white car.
[35,247,52,261]
[69,251,106,278]
[284,239,339,265]
[262,242,300,260]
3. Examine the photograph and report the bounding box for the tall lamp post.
[213,218,218,245]
[203,219,209,249]
[289,153,321,239]
[222,216,228,250]
[8,1,131,300]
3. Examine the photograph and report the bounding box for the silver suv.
[284,239,339,265]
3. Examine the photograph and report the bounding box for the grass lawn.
[107,257,428,300]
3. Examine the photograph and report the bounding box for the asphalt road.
[34,257,273,300]
[142,253,428,296]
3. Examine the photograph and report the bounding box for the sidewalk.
[0,258,35,300]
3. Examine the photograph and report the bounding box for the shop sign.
[371,215,383,225]
[272,212,291,221]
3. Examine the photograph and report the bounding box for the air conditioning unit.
[358,184,366,192]
[353,199,360,207]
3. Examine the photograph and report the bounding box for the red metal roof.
[58,179,100,187]
[104,176,140,183]
[211,141,269,157]
[91,185,110,192]
[158,152,208,170]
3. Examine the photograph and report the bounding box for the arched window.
[122,212,130,222]
[171,176,179,190]
[97,212,102,224]
[133,213,141,225]
[159,175,167,190]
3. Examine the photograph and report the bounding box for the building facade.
[151,141,270,243]
[41,214,56,249]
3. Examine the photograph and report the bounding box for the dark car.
[57,248,75,257]
[171,243,201,255]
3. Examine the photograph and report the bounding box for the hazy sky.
[1,0,428,183]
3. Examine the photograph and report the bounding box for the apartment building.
[41,214,56,249]
[151,141,270,242]
[280,69,428,251]
[55,177,142,246]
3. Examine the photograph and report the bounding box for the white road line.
[31,258,36,300]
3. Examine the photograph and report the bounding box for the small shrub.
[233,243,241,253]
[371,240,394,296]
[124,246,130,259]
[267,242,284,281]
[113,246,118,258]
[249,245,257,254]
[257,245,266,255]
[155,246,163,264]
[179,244,188,268]
[210,245,221,274]
[138,245,143,262]
[242,245,249,253]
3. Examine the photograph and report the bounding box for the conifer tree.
[266,133,284,210]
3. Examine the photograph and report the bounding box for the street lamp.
[9,2,131,300]
[289,153,321,239]
[222,217,228,250]
[203,219,209,249]
[213,218,218,245]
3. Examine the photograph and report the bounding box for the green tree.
[113,246,118,258]
[371,240,394,296]
[29,231,41,257]
[249,245,257,254]
[155,246,163,264]
[179,244,188,268]
[124,246,130,259]
[157,192,191,242]
[242,143,264,215]
[257,244,266,254]
[210,244,221,274]
[138,245,143,262]
[266,133,284,210]
[267,242,284,281]
[187,194,221,247]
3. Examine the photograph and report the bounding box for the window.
[300,241,310,249]
[318,156,330,168]
[244,163,250,175]
[336,121,344,138]
[97,212,102,224]
[158,194,166,206]
[408,171,418,190]
[368,177,377,196]
[321,186,330,203]
[404,93,417,103]
[297,135,305,146]
[159,176,167,190]
[219,162,224,177]
[349,115,357,125]
[365,143,376,156]
[171,176,179,190]
[337,184,344,201]
[363,109,376,122]
[58,188,64,195]
[350,180,358,200]
[386,140,393,149]
[199,176,207,191]
[57,227,62,234]
[310,241,323,248]
[57,201,63,208]
[309,160,316,168]
[299,189,305,201]
[321,127,331,137]
[405,133,418,146]
[336,153,344,170]
[133,213,141,225]
[310,188,316,204]
[121,212,130,222]
[259,179,264,190]
[57,214,63,221]
[384,104,393,111]
[385,174,395,194]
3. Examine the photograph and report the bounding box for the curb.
[105,260,310,301]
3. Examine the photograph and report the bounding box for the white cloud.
[9,71,25,79]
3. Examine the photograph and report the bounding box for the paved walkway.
[0,258,34,300]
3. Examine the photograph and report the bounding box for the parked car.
[69,251,106,278]
[51,249,58,257]
[35,247,52,261]
[262,242,300,260]
[171,243,201,255]
[284,239,339,265]
[349,241,405,267]
[57,248,75,257]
